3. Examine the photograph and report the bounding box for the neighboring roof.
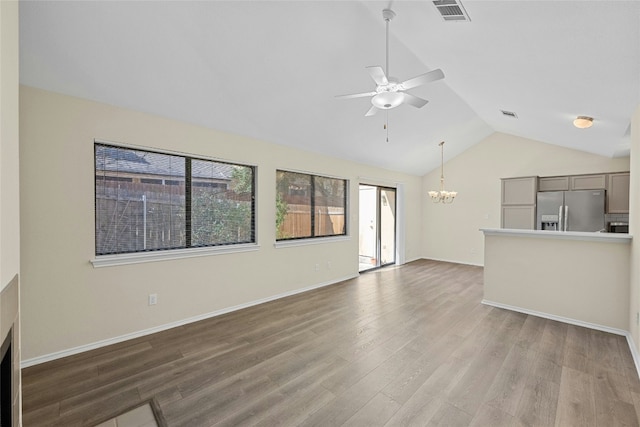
[95,145,235,180]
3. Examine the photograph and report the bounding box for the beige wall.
[423,132,630,265]
[19,86,423,362]
[1,0,20,289]
[630,105,640,353]
[1,1,21,423]
[484,233,630,331]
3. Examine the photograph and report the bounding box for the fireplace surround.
[1,329,12,426]
[0,276,19,426]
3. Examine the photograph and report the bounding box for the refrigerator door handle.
[558,206,563,231]
[564,205,569,231]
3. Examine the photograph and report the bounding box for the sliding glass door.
[359,184,396,272]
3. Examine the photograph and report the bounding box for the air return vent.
[432,0,471,22]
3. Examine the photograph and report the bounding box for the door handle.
[564,205,569,231]
[558,206,563,231]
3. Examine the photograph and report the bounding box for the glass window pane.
[191,160,254,246]
[276,171,312,239]
[95,143,255,256]
[314,176,346,237]
[95,145,186,255]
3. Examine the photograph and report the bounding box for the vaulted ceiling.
[19,1,640,175]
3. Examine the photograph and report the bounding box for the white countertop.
[481,228,632,243]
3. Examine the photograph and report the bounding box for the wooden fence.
[278,204,345,237]
[95,181,251,254]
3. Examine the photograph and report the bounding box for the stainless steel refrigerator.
[536,190,605,232]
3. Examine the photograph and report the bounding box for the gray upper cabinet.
[501,177,537,205]
[607,172,630,213]
[570,174,607,190]
[538,176,569,192]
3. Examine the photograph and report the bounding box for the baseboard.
[482,299,640,380]
[481,299,629,336]
[21,274,358,368]
[423,257,484,267]
[626,334,640,380]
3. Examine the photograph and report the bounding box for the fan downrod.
[334,7,444,117]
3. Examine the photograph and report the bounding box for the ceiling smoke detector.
[432,0,471,22]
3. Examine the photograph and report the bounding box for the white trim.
[626,334,640,380]
[396,183,406,265]
[481,299,628,336]
[274,235,350,249]
[21,274,358,368]
[424,256,484,267]
[91,244,260,267]
[481,228,632,243]
[358,176,404,187]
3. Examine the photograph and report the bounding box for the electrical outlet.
[148,294,158,306]
[315,263,320,272]
[636,312,639,326]
[327,261,332,270]
[470,248,476,254]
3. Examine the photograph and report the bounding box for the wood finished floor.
[22,259,640,426]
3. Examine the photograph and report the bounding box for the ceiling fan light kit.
[372,91,404,109]
[336,8,445,116]
[573,116,594,129]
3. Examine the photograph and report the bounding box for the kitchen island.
[481,228,631,333]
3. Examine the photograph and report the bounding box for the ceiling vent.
[500,110,518,118]
[432,0,471,22]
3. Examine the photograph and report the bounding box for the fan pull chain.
[385,111,389,143]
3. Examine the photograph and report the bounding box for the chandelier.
[428,141,457,204]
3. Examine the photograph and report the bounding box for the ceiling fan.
[336,8,444,116]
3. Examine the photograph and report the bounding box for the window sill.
[91,243,260,268]
[274,235,350,249]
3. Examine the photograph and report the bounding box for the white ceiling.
[19,1,640,176]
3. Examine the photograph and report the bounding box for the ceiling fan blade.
[335,91,377,99]
[365,105,379,116]
[366,66,389,86]
[401,93,429,108]
[400,69,445,90]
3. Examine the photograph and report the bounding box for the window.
[95,143,255,256]
[276,170,347,240]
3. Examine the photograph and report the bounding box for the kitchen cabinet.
[501,177,537,205]
[502,172,628,229]
[607,172,630,213]
[538,176,569,192]
[501,177,537,229]
[570,174,607,190]
[501,206,536,230]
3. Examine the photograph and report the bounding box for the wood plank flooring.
[22,259,640,426]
